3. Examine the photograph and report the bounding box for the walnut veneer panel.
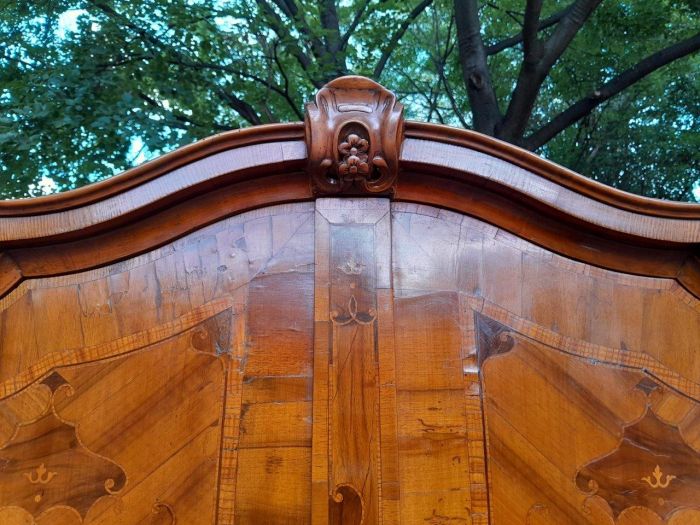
[2,199,700,524]
[0,203,315,525]
[392,202,700,525]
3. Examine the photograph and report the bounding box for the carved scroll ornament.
[305,76,404,195]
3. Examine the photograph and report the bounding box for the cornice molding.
[403,121,700,219]
[0,123,304,217]
[1,76,699,299]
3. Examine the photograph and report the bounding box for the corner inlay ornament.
[0,372,127,518]
[305,76,404,195]
[575,379,700,520]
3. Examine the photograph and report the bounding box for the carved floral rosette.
[305,76,404,195]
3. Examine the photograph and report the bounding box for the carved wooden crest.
[305,76,404,195]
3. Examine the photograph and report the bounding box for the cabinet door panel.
[0,204,316,525]
[391,203,700,525]
[3,199,700,524]
[0,308,229,525]
[478,315,700,524]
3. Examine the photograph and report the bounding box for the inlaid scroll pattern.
[0,298,233,399]
[331,294,377,326]
[474,305,700,523]
[330,484,364,525]
[0,305,232,524]
[314,199,393,525]
[468,296,700,401]
[328,249,377,523]
[575,379,700,522]
[0,372,127,520]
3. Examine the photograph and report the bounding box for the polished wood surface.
[1,76,700,524]
[306,77,403,195]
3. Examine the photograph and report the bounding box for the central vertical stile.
[312,198,399,525]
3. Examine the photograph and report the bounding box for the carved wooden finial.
[305,76,404,195]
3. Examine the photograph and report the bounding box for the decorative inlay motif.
[330,295,377,326]
[474,313,516,367]
[329,484,364,525]
[642,465,676,489]
[24,463,57,485]
[152,501,177,523]
[338,256,365,276]
[314,200,388,525]
[468,297,700,402]
[575,380,700,520]
[0,372,126,518]
[0,298,233,399]
[305,76,404,195]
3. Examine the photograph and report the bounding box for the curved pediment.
[0,76,699,299]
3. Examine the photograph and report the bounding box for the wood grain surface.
[1,76,700,524]
[2,198,697,523]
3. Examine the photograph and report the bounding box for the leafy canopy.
[1,0,698,200]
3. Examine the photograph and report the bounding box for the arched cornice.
[0,123,305,217]
[403,122,700,220]
[1,76,699,299]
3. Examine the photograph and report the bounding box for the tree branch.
[522,0,544,63]
[484,1,524,26]
[137,92,233,131]
[430,12,469,127]
[215,88,263,125]
[340,0,372,50]
[268,0,295,18]
[319,0,347,79]
[269,0,328,65]
[272,41,304,120]
[0,52,41,70]
[543,0,602,69]
[454,0,501,134]
[524,31,700,150]
[485,6,570,55]
[498,0,602,141]
[373,0,434,79]
[254,0,318,84]
[90,1,262,125]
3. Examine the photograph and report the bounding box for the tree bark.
[454,0,501,134]
[319,0,348,81]
[485,5,571,55]
[497,0,602,142]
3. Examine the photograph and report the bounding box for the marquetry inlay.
[312,199,398,525]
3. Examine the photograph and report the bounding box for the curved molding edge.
[0,123,304,217]
[1,77,699,300]
[404,121,700,220]
[399,135,700,244]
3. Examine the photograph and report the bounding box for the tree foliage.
[1,0,698,200]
